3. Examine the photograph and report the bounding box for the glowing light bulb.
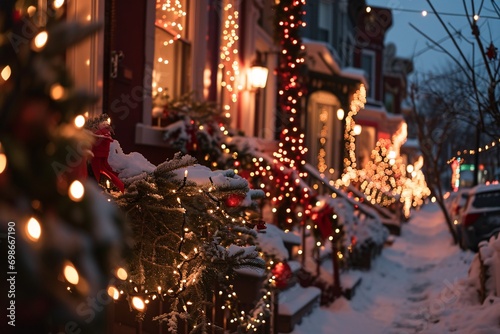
[0,143,6,174]
[422,10,428,17]
[74,115,86,128]
[63,262,79,285]
[53,0,65,9]
[26,217,41,241]
[50,84,65,100]
[1,66,11,81]
[116,267,128,280]
[32,31,48,50]
[68,180,85,201]
[132,296,145,311]
[107,286,120,300]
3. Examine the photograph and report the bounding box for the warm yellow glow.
[50,84,65,100]
[473,14,479,21]
[26,217,41,241]
[27,6,37,16]
[336,108,344,121]
[74,115,86,128]
[1,66,11,81]
[53,0,65,9]
[249,65,268,89]
[366,6,372,13]
[116,267,128,280]
[33,31,48,50]
[353,124,362,136]
[63,262,79,285]
[108,286,120,300]
[0,144,6,174]
[68,180,85,201]
[132,296,145,311]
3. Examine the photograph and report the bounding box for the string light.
[365,6,499,20]
[131,296,145,311]
[74,115,86,128]
[26,217,41,241]
[32,31,48,51]
[63,262,79,285]
[447,138,500,164]
[1,65,11,81]
[219,0,240,118]
[68,180,85,202]
[0,142,6,174]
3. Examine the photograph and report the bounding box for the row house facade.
[56,1,414,332]
[68,0,412,175]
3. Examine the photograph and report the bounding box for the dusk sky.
[368,0,500,78]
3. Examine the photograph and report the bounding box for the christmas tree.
[0,1,126,333]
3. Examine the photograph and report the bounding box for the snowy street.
[290,203,500,334]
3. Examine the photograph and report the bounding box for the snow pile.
[108,140,155,178]
[289,203,500,334]
[320,195,389,248]
[476,234,500,299]
[256,223,295,261]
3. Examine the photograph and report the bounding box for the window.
[66,0,104,117]
[319,0,333,44]
[361,50,375,99]
[153,1,191,102]
[384,92,394,113]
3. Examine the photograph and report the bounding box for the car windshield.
[472,190,500,208]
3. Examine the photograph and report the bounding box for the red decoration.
[225,193,245,207]
[90,122,124,192]
[312,205,335,240]
[272,261,293,289]
[351,235,357,247]
[256,220,267,232]
[486,42,497,60]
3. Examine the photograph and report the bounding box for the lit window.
[153,0,191,104]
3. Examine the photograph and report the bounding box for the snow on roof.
[341,67,368,86]
[302,37,341,74]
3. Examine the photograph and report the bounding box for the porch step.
[277,284,321,333]
[341,271,363,300]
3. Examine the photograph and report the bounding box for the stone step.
[276,284,321,333]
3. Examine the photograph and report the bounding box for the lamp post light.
[249,62,269,89]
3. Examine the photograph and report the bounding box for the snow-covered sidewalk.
[288,203,497,334]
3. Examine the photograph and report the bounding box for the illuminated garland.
[447,137,500,164]
[272,0,310,226]
[156,0,186,41]
[219,0,240,120]
[364,5,497,20]
[336,84,366,186]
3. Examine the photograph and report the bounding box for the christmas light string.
[365,5,500,20]
[447,137,500,164]
[219,0,240,121]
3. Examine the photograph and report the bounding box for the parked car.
[459,184,500,251]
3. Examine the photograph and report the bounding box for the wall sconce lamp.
[249,56,269,89]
